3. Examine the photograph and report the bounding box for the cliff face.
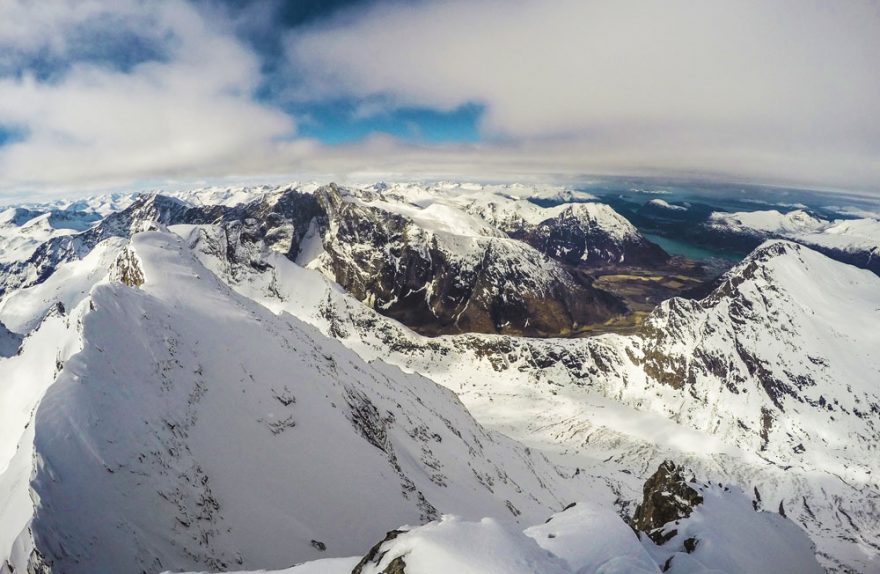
[313,185,626,336]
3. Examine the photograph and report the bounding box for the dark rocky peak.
[189,188,324,263]
[631,460,703,544]
[704,240,802,305]
[176,188,326,282]
[109,246,145,288]
[351,529,409,574]
[314,182,349,212]
[115,192,188,225]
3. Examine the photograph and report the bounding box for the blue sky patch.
[0,126,26,147]
[294,101,483,145]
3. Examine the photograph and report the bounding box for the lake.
[642,233,744,262]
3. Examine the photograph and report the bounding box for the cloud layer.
[286,0,880,191]
[0,0,878,197]
[0,0,293,195]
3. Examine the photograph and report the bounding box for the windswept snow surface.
[0,231,599,574]
[189,226,878,572]
[170,490,821,574]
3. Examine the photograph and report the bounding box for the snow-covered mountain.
[3,182,659,337]
[362,181,668,267]
[312,184,627,335]
[188,221,877,571]
[0,207,99,265]
[0,232,601,574]
[707,209,880,275]
[5,192,139,218]
[645,198,687,212]
[1,182,877,573]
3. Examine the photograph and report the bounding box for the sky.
[0,0,878,199]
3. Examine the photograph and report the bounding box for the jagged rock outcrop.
[351,530,409,574]
[109,246,145,287]
[631,461,703,543]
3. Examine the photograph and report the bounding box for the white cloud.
[1,0,878,197]
[0,0,294,194]
[285,0,880,192]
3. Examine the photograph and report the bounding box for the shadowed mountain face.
[313,185,629,336]
[498,204,669,268]
[0,321,20,357]
[2,184,677,337]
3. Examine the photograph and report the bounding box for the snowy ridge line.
[183,227,879,573]
[164,463,823,574]
[707,208,880,275]
[0,230,611,574]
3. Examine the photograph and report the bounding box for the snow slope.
[169,486,821,574]
[0,232,599,574]
[193,232,878,573]
[1,184,877,573]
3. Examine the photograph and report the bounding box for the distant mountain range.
[0,183,876,573]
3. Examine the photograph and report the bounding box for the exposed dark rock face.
[631,460,703,544]
[315,185,626,337]
[181,188,322,280]
[351,530,408,574]
[509,205,670,268]
[109,247,145,288]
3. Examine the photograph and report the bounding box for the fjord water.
[641,232,743,262]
